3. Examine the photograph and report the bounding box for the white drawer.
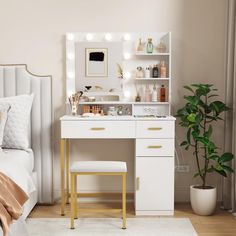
[61,120,135,139]
[136,139,174,156]
[136,121,175,138]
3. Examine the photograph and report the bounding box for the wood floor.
[29,202,236,236]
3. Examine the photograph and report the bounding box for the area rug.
[26,218,198,236]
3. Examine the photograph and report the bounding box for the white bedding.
[0,149,34,173]
[0,149,36,195]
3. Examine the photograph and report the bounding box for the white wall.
[0,0,228,202]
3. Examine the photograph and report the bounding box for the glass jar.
[117,106,123,116]
[107,106,117,116]
[146,38,154,53]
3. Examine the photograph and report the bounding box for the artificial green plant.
[176,84,234,188]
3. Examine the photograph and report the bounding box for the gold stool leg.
[74,175,78,219]
[70,173,75,229]
[66,140,70,204]
[122,173,127,229]
[60,139,65,216]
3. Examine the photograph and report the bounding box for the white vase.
[190,185,217,216]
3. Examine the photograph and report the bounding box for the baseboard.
[136,210,174,216]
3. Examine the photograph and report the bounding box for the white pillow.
[0,104,10,149]
[0,94,34,150]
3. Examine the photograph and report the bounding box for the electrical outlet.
[176,165,190,172]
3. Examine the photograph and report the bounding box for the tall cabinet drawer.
[136,121,175,138]
[136,139,174,157]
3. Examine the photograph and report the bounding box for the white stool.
[70,161,127,230]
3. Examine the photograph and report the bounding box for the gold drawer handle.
[136,177,140,191]
[148,127,162,131]
[90,127,105,131]
[147,145,162,149]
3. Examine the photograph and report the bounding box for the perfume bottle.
[135,93,141,102]
[152,84,158,102]
[145,84,151,102]
[160,85,166,102]
[146,38,154,53]
[136,66,145,78]
[152,64,159,78]
[145,67,151,78]
[160,61,167,78]
[137,38,144,52]
[157,39,167,53]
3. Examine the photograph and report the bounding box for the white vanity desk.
[60,115,175,216]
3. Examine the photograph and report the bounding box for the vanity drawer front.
[136,139,174,156]
[136,121,175,138]
[61,120,135,139]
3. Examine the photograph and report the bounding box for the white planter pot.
[190,185,217,216]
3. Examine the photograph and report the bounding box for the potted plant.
[176,84,234,215]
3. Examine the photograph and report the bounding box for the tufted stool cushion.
[70,161,127,173]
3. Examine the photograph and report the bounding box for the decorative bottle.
[151,84,158,102]
[152,64,159,78]
[160,85,166,102]
[156,39,167,53]
[136,66,145,78]
[137,38,144,52]
[145,84,151,102]
[145,67,151,78]
[146,38,154,53]
[160,61,167,78]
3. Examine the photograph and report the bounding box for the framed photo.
[85,48,108,77]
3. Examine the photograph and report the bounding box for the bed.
[0,64,53,235]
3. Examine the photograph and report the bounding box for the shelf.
[79,101,169,105]
[135,78,170,81]
[134,102,169,105]
[135,52,170,56]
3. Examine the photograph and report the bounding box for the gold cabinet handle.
[136,177,140,191]
[90,127,105,131]
[147,145,162,149]
[148,127,162,131]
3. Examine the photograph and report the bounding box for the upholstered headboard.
[0,64,53,204]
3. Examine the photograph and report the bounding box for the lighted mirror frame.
[65,32,133,97]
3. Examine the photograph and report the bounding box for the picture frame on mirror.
[85,48,108,77]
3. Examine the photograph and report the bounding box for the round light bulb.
[86,33,93,41]
[67,90,74,97]
[105,33,112,41]
[124,90,131,98]
[123,53,131,60]
[124,72,131,79]
[67,33,74,41]
[124,34,131,41]
[67,53,75,60]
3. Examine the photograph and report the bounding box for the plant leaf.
[180,141,188,146]
[214,168,227,177]
[183,85,194,93]
[187,113,196,122]
[221,165,234,173]
[220,152,234,163]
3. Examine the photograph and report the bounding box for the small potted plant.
[176,84,234,215]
